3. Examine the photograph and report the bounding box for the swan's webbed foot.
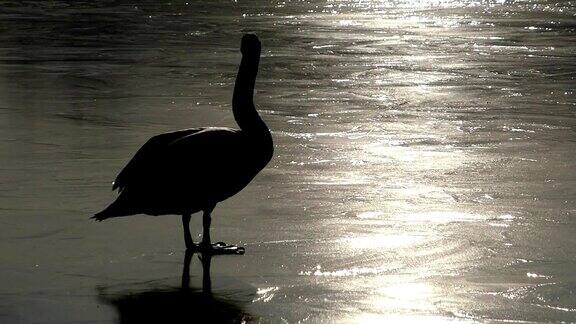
[192,241,245,255]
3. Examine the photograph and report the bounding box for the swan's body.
[94,34,272,252]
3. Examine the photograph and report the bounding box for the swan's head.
[241,34,261,57]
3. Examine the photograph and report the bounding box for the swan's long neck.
[232,52,268,134]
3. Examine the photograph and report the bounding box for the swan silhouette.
[94,34,273,253]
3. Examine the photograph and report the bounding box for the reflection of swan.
[98,251,257,323]
[93,34,273,252]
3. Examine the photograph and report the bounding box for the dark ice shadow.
[98,251,257,324]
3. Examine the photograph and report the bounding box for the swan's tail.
[92,207,132,221]
[92,204,118,221]
[92,196,133,221]
[91,211,109,222]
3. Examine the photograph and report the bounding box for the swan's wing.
[163,128,254,192]
[166,128,242,168]
[112,128,206,192]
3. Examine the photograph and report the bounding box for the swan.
[94,34,273,253]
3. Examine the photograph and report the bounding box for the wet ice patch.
[356,211,384,219]
[397,211,486,224]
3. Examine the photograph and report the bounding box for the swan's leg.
[182,213,193,250]
[199,206,245,255]
[200,209,212,248]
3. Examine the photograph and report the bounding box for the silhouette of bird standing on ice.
[94,34,273,253]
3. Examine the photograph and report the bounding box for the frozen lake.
[0,0,575,322]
